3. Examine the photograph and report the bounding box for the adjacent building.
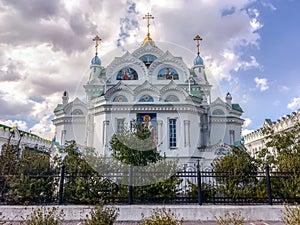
[244,109,300,157]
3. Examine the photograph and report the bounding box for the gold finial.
[143,13,154,38]
[92,35,101,55]
[193,35,203,55]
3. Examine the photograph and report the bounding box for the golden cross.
[92,35,101,55]
[193,35,203,55]
[143,13,154,38]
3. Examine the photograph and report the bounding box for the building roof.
[232,103,243,113]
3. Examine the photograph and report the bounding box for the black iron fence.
[1,164,299,205]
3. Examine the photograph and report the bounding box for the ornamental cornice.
[160,80,190,98]
[132,42,164,58]
[91,104,204,115]
[134,80,160,95]
[104,82,134,99]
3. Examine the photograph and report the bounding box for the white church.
[52,14,244,169]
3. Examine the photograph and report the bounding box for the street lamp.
[58,151,68,205]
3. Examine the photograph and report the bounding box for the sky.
[0,0,299,139]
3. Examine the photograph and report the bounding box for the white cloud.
[287,97,300,109]
[0,0,266,138]
[242,118,254,136]
[254,77,269,91]
[278,85,290,93]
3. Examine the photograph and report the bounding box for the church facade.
[52,20,244,169]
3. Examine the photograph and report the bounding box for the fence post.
[265,164,273,205]
[128,164,133,205]
[197,160,203,205]
[58,163,65,205]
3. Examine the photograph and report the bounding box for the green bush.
[139,208,183,225]
[215,211,245,225]
[84,205,119,225]
[281,203,300,225]
[23,207,64,225]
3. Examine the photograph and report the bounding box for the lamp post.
[58,151,68,205]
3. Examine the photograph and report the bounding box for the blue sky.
[224,0,300,133]
[0,0,299,138]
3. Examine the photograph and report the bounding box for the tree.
[109,124,182,203]
[258,122,300,199]
[212,146,258,201]
[61,141,118,204]
[0,144,55,204]
[110,123,161,166]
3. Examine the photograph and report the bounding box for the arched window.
[214,147,228,156]
[139,95,154,102]
[139,54,157,68]
[164,95,179,102]
[212,109,225,115]
[116,67,138,80]
[71,109,84,115]
[113,95,128,102]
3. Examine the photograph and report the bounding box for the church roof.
[91,55,101,65]
[194,54,204,66]
[232,103,243,113]
[54,104,63,113]
[190,89,202,99]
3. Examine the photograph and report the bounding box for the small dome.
[91,55,101,65]
[194,54,203,66]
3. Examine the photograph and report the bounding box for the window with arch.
[116,67,138,80]
[139,95,154,102]
[139,54,157,68]
[212,109,225,115]
[164,95,180,102]
[113,95,128,102]
[157,67,179,80]
[71,109,84,115]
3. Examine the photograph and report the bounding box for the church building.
[52,14,244,169]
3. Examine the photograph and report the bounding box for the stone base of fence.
[0,205,285,222]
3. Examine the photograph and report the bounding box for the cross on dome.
[142,13,155,46]
[92,35,102,55]
[193,35,203,55]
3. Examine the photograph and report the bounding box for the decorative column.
[198,122,202,148]
[157,120,163,145]
[184,120,190,147]
[103,120,110,147]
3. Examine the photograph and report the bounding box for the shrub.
[23,207,64,225]
[84,205,119,225]
[281,203,300,225]
[139,208,183,225]
[215,211,245,225]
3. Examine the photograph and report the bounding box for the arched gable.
[63,98,87,116]
[148,51,190,83]
[160,80,189,101]
[106,51,148,84]
[134,81,160,102]
[105,82,134,102]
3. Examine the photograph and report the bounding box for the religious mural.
[116,67,138,80]
[136,113,157,145]
[157,67,179,80]
[113,95,128,102]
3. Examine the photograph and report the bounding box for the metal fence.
[1,164,299,205]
